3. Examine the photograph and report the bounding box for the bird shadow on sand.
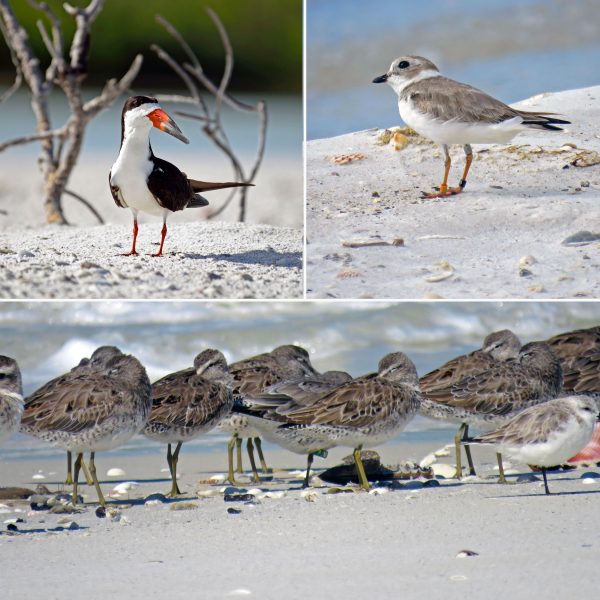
[485,489,600,499]
[181,249,302,269]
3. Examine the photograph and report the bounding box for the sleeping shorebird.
[218,345,319,484]
[237,352,420,491]
[20,347,152,506]
[109,95,252,257]
[373,56,570,198]
[0,356,23,450]
[420,329,522,478]
[144,349,233,496]
[419,341,563,482]
[469,395,598,494]
[230,370,352,487]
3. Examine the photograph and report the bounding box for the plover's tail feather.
[516,110,571,131]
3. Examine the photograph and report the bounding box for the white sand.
[0,222,302,299]
[1,440,599,599]
[306,86,600,299]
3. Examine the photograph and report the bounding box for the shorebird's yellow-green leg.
[254,437,271,474]
[303,453,314,488]
[167,442,183,496]
[463,424,476,476]
[235,435,243,473]
[246,438,261,483]
[496,452,514,484]
[454,423,465,479]
[226,435,241,485]
[88,452,106,507]
[65,452,73,486]
[81,456,94,486]
[353,447,371,491]
[72,453,83,505]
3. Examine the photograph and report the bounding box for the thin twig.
[0,129,64,152]
[64,188,104,224]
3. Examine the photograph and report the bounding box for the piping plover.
[0,356,23,448]
[144,349,233,496]
[469,395,598,494]
[373,56,570,198]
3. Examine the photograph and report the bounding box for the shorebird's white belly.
[398,99,524,145]
[110,144,164,216]
[500,417,594,467]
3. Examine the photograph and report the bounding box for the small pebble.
[169,502,198,511]
[95,506,106,518]
[224,493,255,503]
[6,523,18,532]
[227,507,242,515]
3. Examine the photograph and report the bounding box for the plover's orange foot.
[420,188,462,199]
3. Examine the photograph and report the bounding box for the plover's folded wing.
[471,400,574,446]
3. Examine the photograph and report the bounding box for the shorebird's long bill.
[147,108,189,144]
[372,73,389,83]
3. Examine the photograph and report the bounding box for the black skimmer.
[109,95,252,257]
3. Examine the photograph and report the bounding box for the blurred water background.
[307,0,600,139]
[0,0,302,227]
[1,300,599,461]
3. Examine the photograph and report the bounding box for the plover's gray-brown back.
[231,370,352,487]
[20,347,151,506]
[246,352,420,490]
[373,55,570,198]
[421,341,562,481]
[0,356,23,450]
[469,395,598,494]
[420,329,522,477]
[218,344,319,483]
[144,349,233,496]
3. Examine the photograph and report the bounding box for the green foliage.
[1,0,302,92]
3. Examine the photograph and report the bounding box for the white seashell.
[450,575,468,581]
[144,500,162,506]
[431,463,457,479]
[309,476,326,488]
[519,255,537,268]
[368,487,389,496]
[208,474,226,483]
[456,550,479,558]
[106,468,126,477]
[434,445,452,458]
[197,489,218,498]
[119,516,131,526]
[227,590,252,597]
[419,453,437,469]
[300,490,319,502]
[112,481,139,494]
[582,478,597,485]
[246,488,262,496]
[4,518,21,524]
[32,474,46,480]
[262,491,286,499]
[160,468,170,473]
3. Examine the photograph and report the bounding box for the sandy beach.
[0,222,302,299]
[306,86,600,299]
[1,437,599,599]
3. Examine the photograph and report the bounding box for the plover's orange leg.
[422,144,473,198]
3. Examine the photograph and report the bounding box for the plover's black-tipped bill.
[147,108,190,144]
[372,73,389,83]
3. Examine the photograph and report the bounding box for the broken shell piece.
[424,260,455,283]
[300,490,319,502]
[368,487,389,496]
[261,491,286,500]
[106,468,126,477]
[196,489,218,499]
[431,463,457,479]
[528,283,545,293]
[456,550,479,558]
[570,150,600,167]
[169,502,198,511]
[341,238,404,248]
[390,132,409,151]
[112,482,139,495]
[336,268,361,279]
[519,255,537,268]
[330,152,366,165]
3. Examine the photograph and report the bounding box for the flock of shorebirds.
[1,325,599,506]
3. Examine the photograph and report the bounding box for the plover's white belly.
[398,99,524,145]
[500,417,594,467]
[110,156,164,216]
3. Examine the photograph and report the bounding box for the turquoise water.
[1,300,599,459]
[307,0,600,138]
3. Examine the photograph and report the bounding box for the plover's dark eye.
[398,60,409,69]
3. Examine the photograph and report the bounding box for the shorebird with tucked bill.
[468,395,598,494]
[420,329,522,478]
[144,349,233,496]
[110,95,252,257]
[0,356,23,450]
[373,56,570,198]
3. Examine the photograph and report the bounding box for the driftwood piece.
[153,9,267,222]
[0,0,142,224]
